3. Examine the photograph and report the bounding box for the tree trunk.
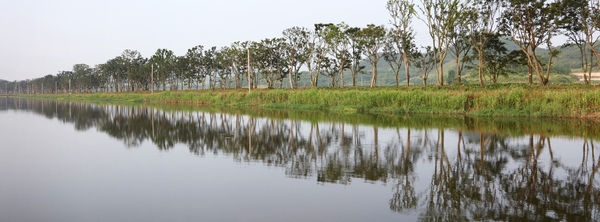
[580,45,590,85]
[308,67,316,87]
[403,53,410,86]
[289,64,295,90]
[180,76,184,90]
[422,67,428,86]
[370,60,378,88]
[434,47,444,86]
[528,66,533,85]
[352,69,357,87]
[339,60,345,89]
[395,67,399,87]
[589,35,600,75]
[456,56,461,85]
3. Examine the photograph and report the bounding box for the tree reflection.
[8,98,600,221]
[389,128,421,213]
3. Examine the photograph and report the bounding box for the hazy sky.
[1,0,434,81]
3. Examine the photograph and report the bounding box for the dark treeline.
[2,97,600,221]
[1,0,599,95]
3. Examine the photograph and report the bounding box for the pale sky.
[0,0,433,81]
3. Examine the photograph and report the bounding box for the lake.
[1,97,599,221]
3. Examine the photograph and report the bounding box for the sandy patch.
[572,72,600,81]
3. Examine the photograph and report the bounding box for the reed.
[21,84,600,118]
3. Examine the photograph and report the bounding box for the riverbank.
[19,84,600,118]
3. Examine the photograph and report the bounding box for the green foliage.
[23,85,600,118]
[6,0,598,93]
[447,70,456,85]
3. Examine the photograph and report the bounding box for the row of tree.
[1,0,599,95]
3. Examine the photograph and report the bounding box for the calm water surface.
[1,98,599,222]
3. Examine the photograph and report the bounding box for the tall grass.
[21,84,600,118]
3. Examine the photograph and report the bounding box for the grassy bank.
[22,84,600,118]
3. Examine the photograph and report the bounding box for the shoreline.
[14,84,600,119]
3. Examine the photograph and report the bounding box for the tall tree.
[202,46,217,90]
[229,42,250,89]
[448,3,473,85]
[56,70,74,93]
[414,46,435,85]
[387,0,418,86]
[95,64,110,92]
[321,56,343,87]
[149,49,175,91]
[102,57,126,92]
[174,55,191,90]
[283,27,309,89]
[186,45,204,89]
[270,40,289,88]
[466,0,502,86]
[383,30,405,86]
[42,74,55,93]
[500,0,561,86]
[254,38,286,89]
[248,42,266,89]
[322,23,351,88]
[358,24,387,88]
[419,0,465,86]
[121,49,145,91]
[214,48,232,89]
[121,49,144,91]
[346,27,365,87]
[477,35,524,83]
[72,63,93,93]
[307,24,331,87]
[558,0,600,85]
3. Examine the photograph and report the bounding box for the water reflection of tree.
[389,128,422,213]
[420,129,475,221]
[414,132,600,221]
[13,98,600,221]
